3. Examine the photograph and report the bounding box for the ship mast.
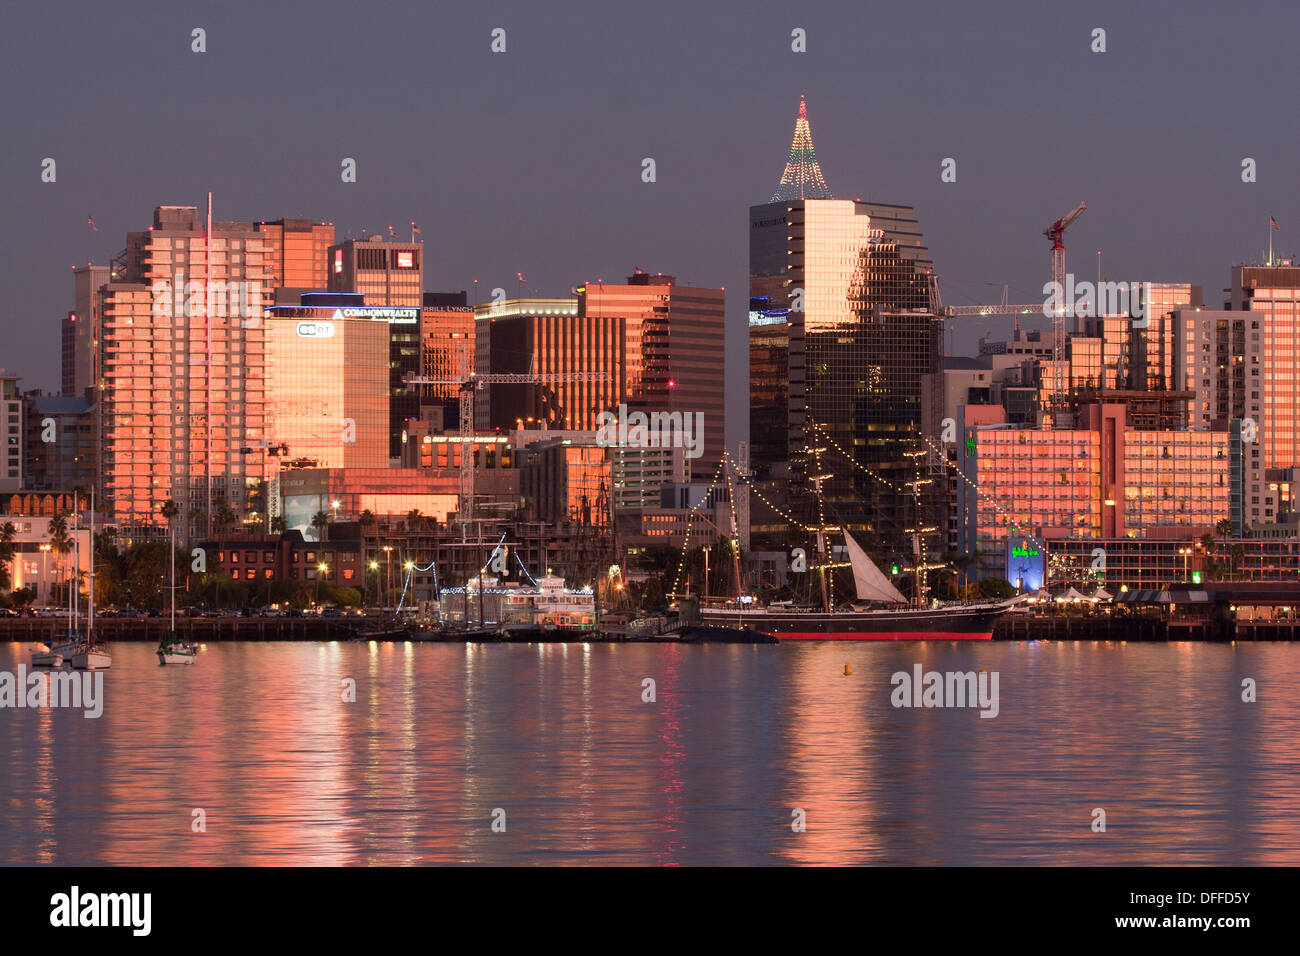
[808,446,834,613]
[902,445,939,609]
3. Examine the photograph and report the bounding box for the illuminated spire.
[771,95,832,202]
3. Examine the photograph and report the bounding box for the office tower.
[749,195,941,547]
[254,218,335,290]
[63,265,110,398]
[327,237,423,307]
[271,293,421,463]
[1,374,21,491]
[420,292,474,431]
[99,203,272,539]
[261,304,391,471]
[473,297,612,430]
[579,270,726,479]
[327,238,423,457]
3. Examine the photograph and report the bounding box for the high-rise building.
[63,265,110,399]
[328,237,423,307]
[578,270,726,479]
[260,302,391,473]
[1133,282,1202,391]
[1229,263,1300,473]
[21,392,95,491]
[749,196,941,546]
[0,374,21,491]
[277,292,422,463]
[327,239,424,458]
[1173,308,1265,530]
[420,292,474,431]
[254,218,335,291]
[99,204,273,539]
[473,297,612,431]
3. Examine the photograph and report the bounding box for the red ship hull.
[700,603,1006,641]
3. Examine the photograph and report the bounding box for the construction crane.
[1044,201,1086,364]
[404,359,609,525]
[943,284,1040,317]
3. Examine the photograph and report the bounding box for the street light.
[317,561,328,604]
[39,543,51,607]
[1178,547,1192,582]
[382,545,393,612]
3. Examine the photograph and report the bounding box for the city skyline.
[3,0,1297,456]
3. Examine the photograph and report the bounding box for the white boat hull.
[71,649,111,670]
[30,650,63,667]
[158,642,197,665]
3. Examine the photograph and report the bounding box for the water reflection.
[0,640,1295,865]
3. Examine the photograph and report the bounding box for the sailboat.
[31,505,82,666]
[158,512,197,665]
[700,446,1011,640]
[71,491,111,669]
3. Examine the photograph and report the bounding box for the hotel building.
[960,404,1232,579]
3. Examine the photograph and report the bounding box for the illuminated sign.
[341,307,418,324]
[1010,546,1040,558]
[333,250,343,274]
[396,251,414,268]
[296,321,336,338]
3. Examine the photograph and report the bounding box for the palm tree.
[47,513,72,605]
[0,521,17,592]
[1215,518,1234,537]
[270,516,286,533]
[311,510,330,543]
[214,501,238,534]
[406,508,425,533]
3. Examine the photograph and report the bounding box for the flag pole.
[1269,217,1274,266]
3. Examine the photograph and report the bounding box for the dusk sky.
[2,0,1296,447]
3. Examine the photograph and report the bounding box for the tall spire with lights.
[770,95,832,202]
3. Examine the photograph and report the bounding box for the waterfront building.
[961,404,1232,580]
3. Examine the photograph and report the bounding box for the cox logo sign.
[296,321,336,338]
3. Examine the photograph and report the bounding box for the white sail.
[844,531,908,604]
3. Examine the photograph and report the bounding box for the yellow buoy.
[843,663,852,676]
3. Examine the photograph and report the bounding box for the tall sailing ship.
[700,443,1011,640]
[701,529,1008,640]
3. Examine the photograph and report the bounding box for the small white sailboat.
[29,645,63,667]
[157,512,196,665]
[71,491,110,670]
[32,505,81,667]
